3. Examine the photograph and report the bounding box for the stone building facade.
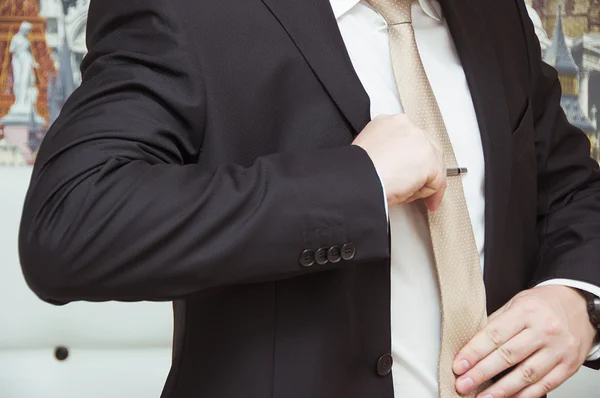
[529,0,600,160]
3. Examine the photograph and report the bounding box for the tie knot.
[367,0,413,25]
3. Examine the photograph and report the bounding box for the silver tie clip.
[446,167,468,177]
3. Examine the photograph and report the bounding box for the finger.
[421,150,446,207]
[512,363,573,398]
[455,329,542,395]
[487,297,515,324]
[404,196,418,204]
[487,302,509,324]
[423,178,447,211]
[453,308,526,376]
[423,185,443,211]
[399,190,429,206]
[477,348,559,398]
[403,183,441,206]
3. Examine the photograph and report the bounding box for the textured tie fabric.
[366,0,489,397]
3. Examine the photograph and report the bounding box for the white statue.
[3,21,46,125]
[10,22,39,111]
[38,0,64,16]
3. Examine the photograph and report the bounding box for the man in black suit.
[19,0,600,397]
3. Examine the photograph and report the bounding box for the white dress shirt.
[329,0,600,396]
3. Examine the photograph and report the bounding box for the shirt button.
[341,243,356,260]
[327,246,342,263]
[299,249,315,267]
[376,354,393,376]
[315,247,329,265]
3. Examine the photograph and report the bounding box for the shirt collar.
[330,0,442,22]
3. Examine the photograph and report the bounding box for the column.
[579,68,591,117]
[591,105,599,162]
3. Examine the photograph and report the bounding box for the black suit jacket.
[18,0,600,396]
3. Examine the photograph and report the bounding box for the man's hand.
[352,114,446,211]
[453,285,596,397]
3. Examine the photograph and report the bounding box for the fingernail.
[457,377,474,393]
[480,395,493,398]
[454,359,470,374]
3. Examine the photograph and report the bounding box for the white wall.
[0,167,597,397]
[0,168,173,398]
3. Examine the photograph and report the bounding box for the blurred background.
[0,0,599,397]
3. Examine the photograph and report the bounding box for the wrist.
[573,288,600,344]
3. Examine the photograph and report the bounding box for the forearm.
[19,144,388,304]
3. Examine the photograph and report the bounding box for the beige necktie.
[365,1,488,396]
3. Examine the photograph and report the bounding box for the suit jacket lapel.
[440,0,513,312]
[262,0,514,311]
[260,0,371,134]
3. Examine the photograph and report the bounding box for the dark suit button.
[376,354,393,376]
[315,247,329,265]
[341,243,356,260]
[55,346,69,361]
[327,246,341,263]
[299,249,315,267]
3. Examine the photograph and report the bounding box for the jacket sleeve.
[18,0,388,304]
[515,1,600,369]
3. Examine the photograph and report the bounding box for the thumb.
[423,180,446,212]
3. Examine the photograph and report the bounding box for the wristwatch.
[580,291,600,342]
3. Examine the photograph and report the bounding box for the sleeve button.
[315,247,329,265]
[299,249,315,267]
[327,246,342,263]
[341,243,356,260]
